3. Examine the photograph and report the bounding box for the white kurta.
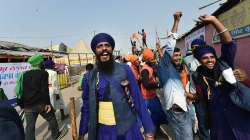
[161,32,188,112]
[46,69,65,110]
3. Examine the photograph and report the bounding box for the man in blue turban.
[187,44,216,140]
[193,46,217,62]
[191,38,206,50]
[191,15,250,140]
[184,38,206,73]
[90,33,115,53]
[90,33,116,73]
[79,33,155,140]
[43,59,55,70]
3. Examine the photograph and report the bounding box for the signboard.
[0,63,31,104]
[185,27,206,50]
[213,0,250,43]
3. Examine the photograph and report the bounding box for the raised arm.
[198,15,232,43]
[171,11,182,33]
[161,11,182,57]
[198,15,236,67]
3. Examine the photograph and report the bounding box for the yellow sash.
[98,102,116,125]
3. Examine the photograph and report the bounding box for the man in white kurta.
[44,60,68,120]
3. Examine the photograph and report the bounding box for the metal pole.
[67,53,72,86]
[86,53,88,64]
[67,54,71,66]
[78,53,81,66]
[199,0,224,10]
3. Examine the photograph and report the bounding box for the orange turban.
[125,54,138,63]
[129,55,138,63]
[142,48,154,61]
[125,54,133,62]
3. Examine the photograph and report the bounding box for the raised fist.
[198,15,217,23]
[174,11,182,21]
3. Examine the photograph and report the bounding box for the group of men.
[2,11,250,140]
[79,11,250,140]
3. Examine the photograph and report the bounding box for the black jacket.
[0,102,25,140]
[18,69,50,108]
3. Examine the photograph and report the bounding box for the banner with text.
[0,63,31,104]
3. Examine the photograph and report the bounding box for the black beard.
[96,55,114,74]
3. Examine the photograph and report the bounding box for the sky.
[0,0,223,54]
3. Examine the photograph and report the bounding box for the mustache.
[96,51,112,59]
[99,51,112,56]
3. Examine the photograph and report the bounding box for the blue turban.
[191,39,206,47]
[193,46,217,61]
[43,60,55,69]
[90,33,115,53]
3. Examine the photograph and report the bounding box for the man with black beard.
[78,33,155,140]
